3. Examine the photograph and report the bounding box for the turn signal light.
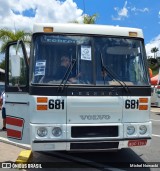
[37,105,48,110]
[37,97,48,103]
[139,105,148,110]
[139,98,148,103]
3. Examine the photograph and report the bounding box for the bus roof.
[33,23,144,38]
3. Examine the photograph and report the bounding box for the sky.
[0,0,160,60]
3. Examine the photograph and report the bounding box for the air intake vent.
[71,126,118,138]
[70,142,119,150]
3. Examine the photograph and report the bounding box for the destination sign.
[42,36,76,44]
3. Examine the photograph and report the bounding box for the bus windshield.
[31,34,149,86]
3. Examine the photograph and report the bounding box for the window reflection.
[32,35,149,86]
[9,44,27,86]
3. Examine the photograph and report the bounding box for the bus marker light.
[139,98,148,103]
[128,140,147,147]
[129,32,137,37]
[37,105,48,110]
[43,27,54,32]
[139,105,148,110]
[37,97,48,103]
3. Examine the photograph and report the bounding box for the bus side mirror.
[11,54,21,77]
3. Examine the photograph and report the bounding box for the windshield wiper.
[58,59,76,92]
[100,53,129,93]
[100,53,106,85]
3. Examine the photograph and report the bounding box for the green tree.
[151,47,159,59]
[0,29,31,53]
[83,14,98,24]
[71,13,98,24]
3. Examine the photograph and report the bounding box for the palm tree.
[0,29,31,53]
[83,14,98,24]
[151,47,159,59]
[71,13,98,24]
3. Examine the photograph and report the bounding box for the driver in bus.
[55,56,80,83]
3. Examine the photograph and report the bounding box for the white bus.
[5,23,151,151]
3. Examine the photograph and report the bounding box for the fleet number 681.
[125,99,139,109]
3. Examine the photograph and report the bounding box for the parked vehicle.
[4,23,151,151]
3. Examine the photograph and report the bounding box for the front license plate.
[128,140,147,147]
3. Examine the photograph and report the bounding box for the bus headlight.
[37,127,48,137]
[127,126,135,135]
[52,127,62,137]
[139,125,147,135]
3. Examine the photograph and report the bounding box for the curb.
[0,137,31,150]
[0,137,32,163]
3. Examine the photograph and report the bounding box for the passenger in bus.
[101,70,107,78]
[97,69,111,84]
[100,70,110,84]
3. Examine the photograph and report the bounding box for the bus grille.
[70,142,119,150]
[71,126,118,138]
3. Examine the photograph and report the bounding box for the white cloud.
[112,1,128,20]
[118,1,128,17]
[0,1,11,19]
[131,7,149,13]
[0,0,83,31]
[145,35,160,58]
[112,2,150,21]
[0,0,83,61]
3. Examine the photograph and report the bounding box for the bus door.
[5,41,29,145]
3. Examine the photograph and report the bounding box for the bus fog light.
[37,127,48,137]
[127,126,135,135]
[139,125,147,135]
[52,127,62,137]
